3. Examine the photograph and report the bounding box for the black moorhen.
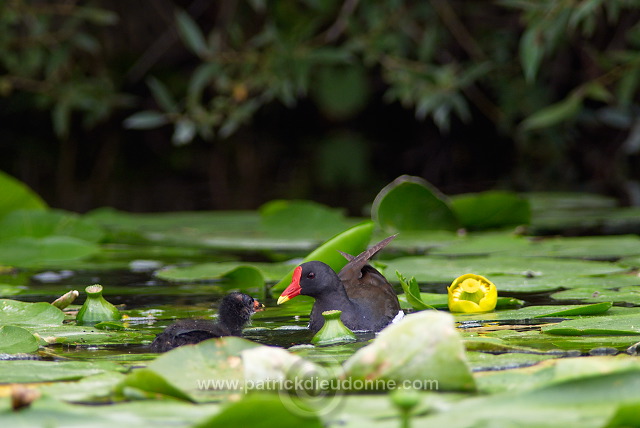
[277,235,402,332]
[150,292,262,352]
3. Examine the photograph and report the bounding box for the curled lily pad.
[342,311,476,391]
[0,171,47,218]
[372,175,459,232]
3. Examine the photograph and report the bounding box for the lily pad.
[259,199,351,239]
[0,360,126,383]
[543,313,640,336]
[385,256,627,292]
[0,325,39,353]
[0,171,47,218]
[155,263,265,289]
[451,191,531,230]
[398,292,523,310]
[342,311,476,391]
[0,299,64,326]
[551,286,640,305]
[0,236,100,267]
[467,351,559,371]
[0,209,105,242]
[371,175,459,232]
[454,303,612,322]
[195,393,322,428]
[123,337,260,402]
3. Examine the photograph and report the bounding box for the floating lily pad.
[422,357,640,427]
[543,313,640,336]
[467,351,559,372]
[195,393,322,428]
[123,337,263,402]
[398,292,522,310]
[372,175,459,232]
[39,371,127,402]
[155,263,266,289]
[385,255,627,293]
[0,395,221,428]
[430,233,533,256]
[342,311,476,391]
[0,209,105,242]
[451,191,531,231]
[0,325,39,353]
[454,303,612,322]
[0,299,64,326]
[551,286,640,305]
[259,199,351,239]
[0,236,100,267]
[32,324,154,346]
[0,360,126,383]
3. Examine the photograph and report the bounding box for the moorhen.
[150,292,262,352]
[277,235,403,332]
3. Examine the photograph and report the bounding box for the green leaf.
[0,299,64,326]
[521,92,583,131]
[0,325,39,353]
[0,360,126,383]
[195,394,323,428]
[0,236,100,267]
[270,221,374,294]
[552,287,640,305]
[451,191,531,230]
[372,175,459,232]
[396,271,433,310]
[155,263,265,289]
[175,10,209,58]
[117,368,194,402]
[0,171,47,218]
[343,311,476,392]
[543,313,640,335]
[0,209,104,242]
[127,337,262,402]
[259,199,351,239]
[123,111,168,129]
[385,256,625,292]
[520,26,545,82]
[147,77,178,113]
[533,302,612,317]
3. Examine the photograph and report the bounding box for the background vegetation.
[2,0,640,213]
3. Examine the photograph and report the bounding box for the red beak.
[277,266,302,304]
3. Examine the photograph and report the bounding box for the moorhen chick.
[150,292,262,352]
[277,235,403,333]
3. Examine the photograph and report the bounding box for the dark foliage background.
[1,0,640,214]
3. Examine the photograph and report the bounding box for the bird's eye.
[307,272,315,279]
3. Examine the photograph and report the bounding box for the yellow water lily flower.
[448,274,497,313]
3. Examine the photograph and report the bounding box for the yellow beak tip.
[276,296,289,305]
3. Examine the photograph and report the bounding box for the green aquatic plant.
[311,310,357,346]
[76,284,120,326]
